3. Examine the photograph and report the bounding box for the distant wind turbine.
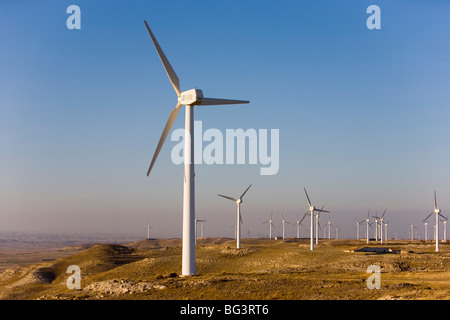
[300,188,329,251]
[365,210,372,244]
[383,220,389,242]
[144,20,249,276]
[263,213,275,239]
[372,209,387,244]
[279,214,290,239]
[315,205,326,245]
[327,215,333,239]
[294,213,303,239]
[194,219,206,244]
[409,224,417,241]
[423,191,446,252]
[218,184,252,249]
[147,224,153,240]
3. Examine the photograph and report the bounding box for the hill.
[0,238,449,300]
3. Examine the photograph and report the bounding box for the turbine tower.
[315,205,326,245]
[147,224,153,240]
[424,221,428,241]
[295,213,303,239]
[280,214,290,239]
[144,21,249,276]
[218,184,252,249]
[384,220,389,242]
[423,191,446,252]
[327,215,333,239]
[409,224,417,241]
[443,218,448,242]
[194,219,206,244]
[300,188,329,251]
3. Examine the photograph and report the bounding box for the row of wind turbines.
[142,19,447,276]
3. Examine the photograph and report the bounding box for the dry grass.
[0,238,449,300]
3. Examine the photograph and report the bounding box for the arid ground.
[0,237,449,300]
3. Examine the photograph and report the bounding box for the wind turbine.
[144,21,249,275]
[315,205,326,245]
[423,191,446,252]
[218,184,252,249]
[372,209,387,244]
[294,213,303,239]
[355,217,365,240]
[195,219,206,244]
[300,188,329,251]
[279,214,290,239]
[327,215,333,239]
[383,220,389,242]
[365,210,371,244]
[443,217,448,242]
[263,213,275,239]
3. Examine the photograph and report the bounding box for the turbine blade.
[304,188,312,207]
[299,211,310,225]
[423,212,434,222]
[199,98,249,106]
[381,209,387,218]
[434,190,437,210]
[217,194,237,202]
[239,184,252,199]
[438,213,447,221]
[147,102,182,176]
[144,20,181,97]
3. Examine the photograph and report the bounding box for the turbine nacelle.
[236,198,243,204]
[178,89,204,105]
[435,208,441,214]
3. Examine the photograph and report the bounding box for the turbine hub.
[237,199,242,204]
[435,208,441,214]
[178,89,203,105]
[310,206,314,212]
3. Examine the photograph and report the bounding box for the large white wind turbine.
[423,191,446,252]
[218,184,252,249]
[144,21,249,275]
[300,188,329,250]
[263,213,275,239]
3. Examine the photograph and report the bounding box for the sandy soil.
[0,238,449,300]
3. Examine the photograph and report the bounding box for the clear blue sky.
[1,0,450,239]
